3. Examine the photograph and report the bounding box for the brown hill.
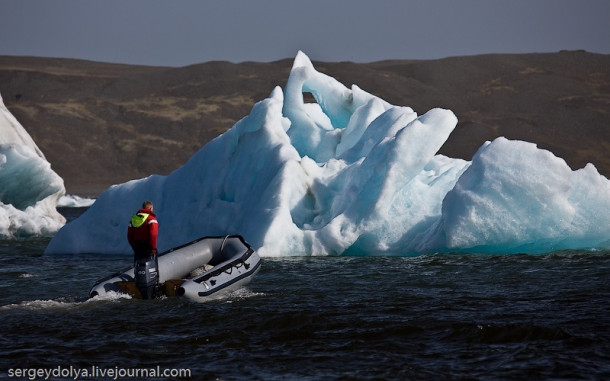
[1,51,609,196]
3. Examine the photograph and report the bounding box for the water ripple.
[1,244,609,379]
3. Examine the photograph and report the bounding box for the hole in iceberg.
[303,92,317,104]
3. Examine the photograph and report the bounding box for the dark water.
[1,210,609,380]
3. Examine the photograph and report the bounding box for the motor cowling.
[134,257,159,299]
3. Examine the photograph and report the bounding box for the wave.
[0,288,267,310]
[0,292,132,311]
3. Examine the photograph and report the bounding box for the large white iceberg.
[44,52,610,256]
[0,93,66,238]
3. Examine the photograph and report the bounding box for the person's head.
[142,200,154,211]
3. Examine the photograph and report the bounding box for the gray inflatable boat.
[89,235,261,302]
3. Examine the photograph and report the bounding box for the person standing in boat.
[128,200,158,259]
[127,200,159,299]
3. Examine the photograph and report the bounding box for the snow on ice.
[0,93,66,238]
[44,52,610,256]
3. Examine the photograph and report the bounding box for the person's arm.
[149,218,158,253]
[127,225,135,250]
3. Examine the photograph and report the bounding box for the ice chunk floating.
[0,93,65,238]
[45,52,610,256]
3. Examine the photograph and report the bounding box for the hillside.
[0,51,609,196]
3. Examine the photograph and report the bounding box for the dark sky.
[1,0,609,67]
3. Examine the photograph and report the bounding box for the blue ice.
[43,52,610,256]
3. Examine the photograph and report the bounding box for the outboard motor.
[134,257,159,299]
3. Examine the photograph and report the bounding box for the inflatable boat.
[89,235,261,302]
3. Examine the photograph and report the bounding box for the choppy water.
[1,209,609,380]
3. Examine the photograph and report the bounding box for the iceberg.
[0,93,66,238]
[419,137,610,253]
[44,52,610,256]
[58,195,96,208]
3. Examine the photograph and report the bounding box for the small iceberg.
[0,93,65,238]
